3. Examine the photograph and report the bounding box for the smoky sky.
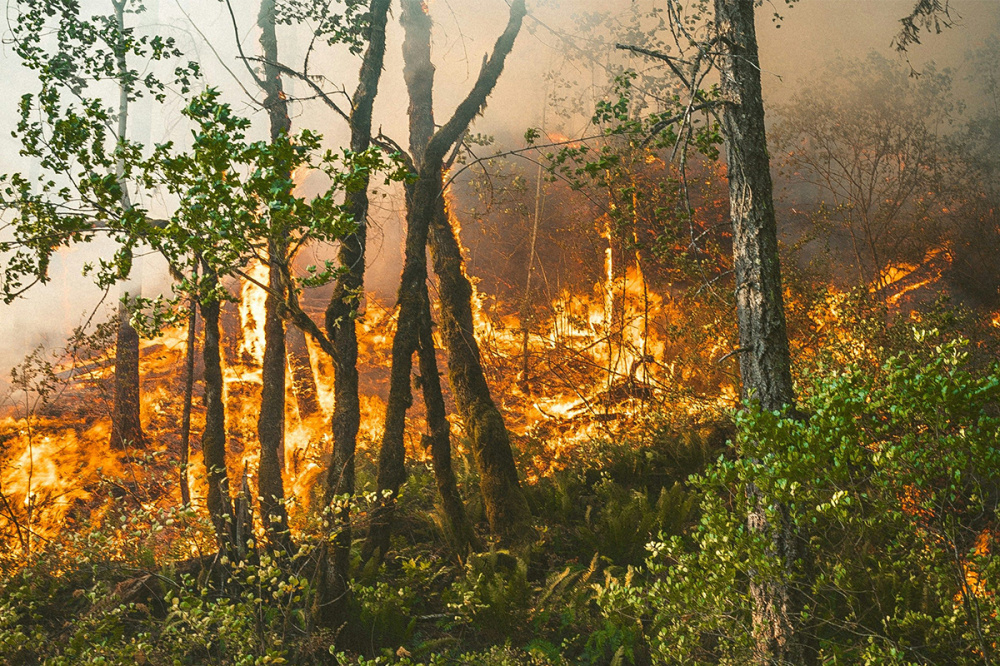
[0,0,997,391]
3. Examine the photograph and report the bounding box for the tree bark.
[286,324,321,422]
[370,0,530,551]
[179,284,197,507]
[200,270,234,554]
[110,298,145,449]
[316,0,392,628]
[256,0,294,557]
[715,1,803,664]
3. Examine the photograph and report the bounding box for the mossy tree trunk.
[255,0,294,558]
[200,269,234,555]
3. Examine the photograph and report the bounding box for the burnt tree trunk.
[316,0,392,628]
[180,285,197,507]
[200,271,234,554]
[256,0,293,557]
[110,298,145,449]
[715,1,804,664]
[417,286,478,554]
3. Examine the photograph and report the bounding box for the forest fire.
[1,0,1000,664]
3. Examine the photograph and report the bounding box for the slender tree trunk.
[256,0,294,556]
[417,286,478,554]
[518,150,545,393]
[109,0,144,451]
[200,271,234,554]
[180,283,197,507]
[715,1,804,664]
[316,0,392,628]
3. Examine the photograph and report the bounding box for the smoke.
[0,0,998,392]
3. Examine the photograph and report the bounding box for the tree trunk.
[715,1,804,663]
[417,286,478,554]
[427,199,532,544]
[108,0,144,451]
[256,0,293,557]
[110,298,145,449]
[179,285,197,507]
[200,271,234,554]
[316,0,393,628]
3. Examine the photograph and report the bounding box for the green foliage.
[0,0,198,298]
[598,332,1000,664]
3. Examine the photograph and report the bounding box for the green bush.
[598,332,1000,664]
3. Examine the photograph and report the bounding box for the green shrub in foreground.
[598,332,1000,664]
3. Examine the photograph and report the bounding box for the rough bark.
[423,0,531,545]
[361,0,436,564]
[109,298,145,449]
[427,194,532,544]
[256,0,294,557]
[715,1,803,663]
[316,0,392,628]
[417,287,478,554]
[200,271,234,554]
[179,287,197,507]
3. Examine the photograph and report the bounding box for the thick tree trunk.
[200,274,234,554]
[417,286,478,554]
[109,298,145,449]
[256,0,294,557]
[715,1,804,664]
[316,0,392,628]
[179,287,197,507]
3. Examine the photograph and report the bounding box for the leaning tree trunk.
[369,0,530,550]
[200,270,234,554]
[715,1,804,664]
[315,0,392,629]
[256,0,293,557]
[427,198,532,543]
